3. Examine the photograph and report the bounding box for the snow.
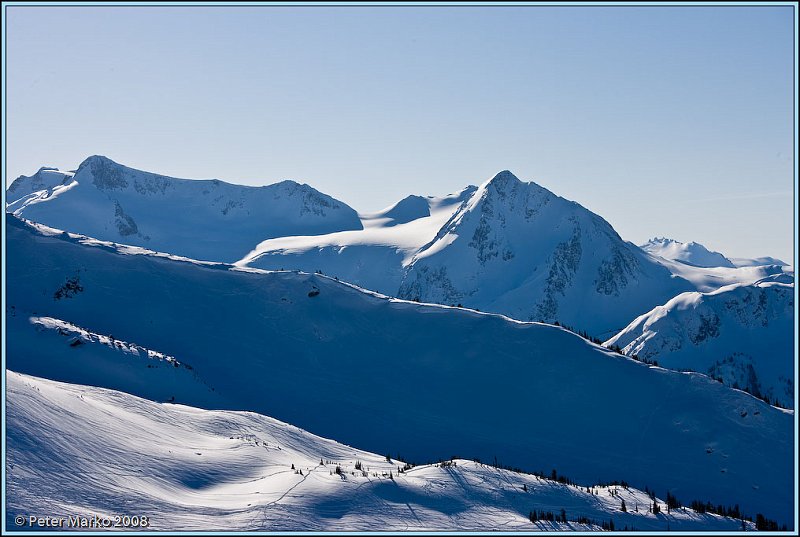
[394,171,699,337]
[604,276,796,408]
[731,256,790,268]
[243,170,698,337]
[641,237,736,268]
[5,214,795,526]
[5,313,219,406]
[235,186,476,294]
[9,159,791,341]
[5,371,762,531]
[648,254,793,293]
[5,157,796,530]
[370,194,432,226]
[6,155,363,263]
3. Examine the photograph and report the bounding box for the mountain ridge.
[605,275,795,408]
[7,155,364,262]
[641,237,736,269]
[5,213,794,525]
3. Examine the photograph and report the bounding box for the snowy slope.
[238,186,477,294]
[640,238,793,293]
[731,256,790,268]
[605,275,796,408]
[641,237,736,268]
[6,156,363,262]
[4,313,220,407]
[11,161,788,339]
[5,167,76,203]
[647,255,793,294]
[245,171,696,337]
[6,371,759,532]
[397,171,697,337]
[5,215,794,525]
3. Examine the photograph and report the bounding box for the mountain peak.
[75,155,130,191]
[484,170,520,188]
[77,154,119,171]
[380,195,431,225]
[641,237,735,269]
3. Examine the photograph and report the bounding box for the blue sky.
[4,4,796,262]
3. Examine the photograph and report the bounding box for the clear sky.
[5,4,796,263]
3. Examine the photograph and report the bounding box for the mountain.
[6,156,363,262]
[244,171,696,337]
[645,253,792,294]
[397,172,700,336]
[6,371,762,531]
[377,194,434,226]
[11,160,788,338]
[605,275,795,408]
[641,237,735,268]
[237,186,478,297]
[731,256,790,268]
[5,214,794,525]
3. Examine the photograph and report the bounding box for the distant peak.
[274,179,307,189]
[641,237,735,268]
[76,155,129,190]
[380,195,431,225]
[645,237,678,245]
[272,179,320,196]
[475,170,522,198]
[77,155,119,170]
[397,194,428,204]
[486,170,520,186]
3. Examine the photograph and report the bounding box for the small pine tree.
[621,499,627,512]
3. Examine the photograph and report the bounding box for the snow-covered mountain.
[396,172,701,336]
[11,160,790,339]
[6,156,363,262]
[243,171,697,337]
[605,274,796,408]
[6,371,763,532]
[731,256,789,268]
[237,186,478,295]
[641,237,736,268]
[5,215,794,525]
